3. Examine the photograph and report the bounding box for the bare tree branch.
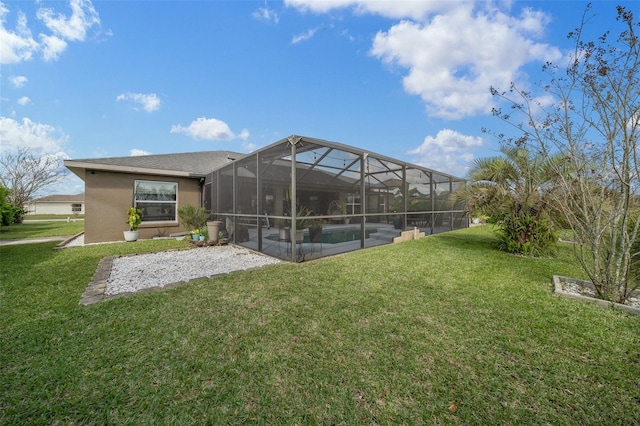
[0,148,64,210]
[488,5,640,303]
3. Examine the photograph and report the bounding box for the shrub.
[177,205,209,232]
[495,214,557,256]
[0,185,22,226]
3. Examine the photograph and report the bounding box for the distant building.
[27,193,85,215]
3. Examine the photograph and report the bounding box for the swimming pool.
[267,228,377,244]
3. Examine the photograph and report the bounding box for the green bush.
[495,214,557,256]
[177,205,209,232]
[0,185,22,226]
[1,204,20,226]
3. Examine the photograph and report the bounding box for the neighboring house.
[64,135,467,258]
[27,194,85,215]
[64,151,241,244]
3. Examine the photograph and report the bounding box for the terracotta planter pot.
[207,220,223,243]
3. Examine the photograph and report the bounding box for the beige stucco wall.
[26,202,84,215]
[84,170,201,244]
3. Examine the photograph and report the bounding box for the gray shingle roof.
[34,193,85,202]
[64,151,244,179]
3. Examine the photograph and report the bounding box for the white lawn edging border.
[552,275,640,316]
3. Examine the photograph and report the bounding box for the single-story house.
[26,193,85,215]
[64,135,468,260]
[64,151,241,244]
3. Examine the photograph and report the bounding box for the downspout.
[198,177,205,207]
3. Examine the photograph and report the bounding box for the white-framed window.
[134,180,178,223]
[346,193,361,214]
[71,203,82,212]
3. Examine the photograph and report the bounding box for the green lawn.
[25,214,85,220]
[0,220,84,239]
[1,226,639,424]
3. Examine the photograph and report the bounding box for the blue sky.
[0,0,633,195]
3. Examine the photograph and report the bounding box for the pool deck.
[236,223,442,261]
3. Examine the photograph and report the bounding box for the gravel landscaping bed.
[104,245,281,295]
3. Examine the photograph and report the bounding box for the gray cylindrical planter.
[207,220,223,243]
[279,227,290,242]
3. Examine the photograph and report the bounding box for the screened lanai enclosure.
[203,135,467,261]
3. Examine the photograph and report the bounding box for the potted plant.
[124,207,143,242]
[190,228,201,240]
[286,202,314,242]
[275,218,291,242]
[296,210,314,242]
[328,199,348,224]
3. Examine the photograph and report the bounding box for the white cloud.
[170,117,250,141]
[10,75,28,88]
[340,29,354,42]
[517,7,552,37]
[238,129,250,140]
[0,6,38,64]
[43,174,85,196]
[0,0,102,64]
[369,5,562,119]
[17,96,30,105]
[36,0,100,42]
[408,129,484,177]
[0,116,68,155]
[40,34,68,62]
[292,27,319,44]
[242,141,257,152]
[0,116,76,197]
[284,0,453,20]
[130,149,151,156]
[116,92,161,113]
[253,4,279,24]
[286,1,562,120]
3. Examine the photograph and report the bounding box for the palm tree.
[459,146,560,255]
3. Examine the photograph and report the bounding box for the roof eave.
[64,160,206,180]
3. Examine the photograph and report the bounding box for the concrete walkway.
[0,236,73,246]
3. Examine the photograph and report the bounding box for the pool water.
[268,228,377,244]
[306,228,377,244]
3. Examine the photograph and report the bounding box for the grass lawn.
[25,214,85,220]
[0,220,84,240]
[1,226,639,424]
